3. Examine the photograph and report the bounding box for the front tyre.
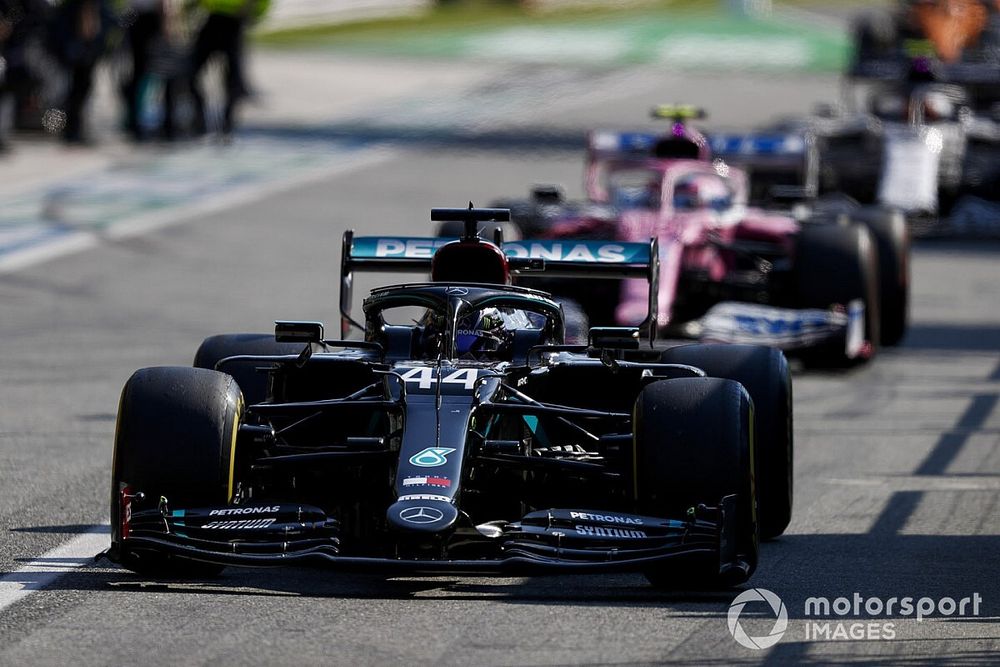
[111,366,242,577]
[659,344,792,540]
[794,223,880,367]
[634,378,758,589]
[851,208,910,346]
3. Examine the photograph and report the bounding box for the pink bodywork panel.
[555,157,800,327]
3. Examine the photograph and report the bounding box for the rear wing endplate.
[851,58,1000,85]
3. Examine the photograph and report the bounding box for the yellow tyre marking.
[226,393,244,502]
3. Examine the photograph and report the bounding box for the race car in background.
[706,130,910,348]
[767,1,1000,235]
[107,207,793,588]
[484,107,909,366]
[762,69,1000,236]
[852,0,1000,71]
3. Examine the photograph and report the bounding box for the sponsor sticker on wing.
[202,518,277,530]
[402,476,452,488]
[503,240,648,263]
[699,302,848,349]
[408,447,456,467]
[708,133,807,156]
[352,236,650,265]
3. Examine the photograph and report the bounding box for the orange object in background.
[912,0,989,62]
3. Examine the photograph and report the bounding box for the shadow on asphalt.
[762,645,1000,666]
[9,525,107,535]
[11,528,997,615]
[912,239,1000,255]
[901,324,1000,352]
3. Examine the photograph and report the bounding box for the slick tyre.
[111,366,242,578]
[489,198,545,237]
[634,378,758,589]
[851,208,910,346]
[194,333,303,405]
[794,223,880,367]
[659,344,792,540]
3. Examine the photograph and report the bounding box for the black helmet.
[455,307,511,360]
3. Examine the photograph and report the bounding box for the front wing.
[111,497,748,581]
[692,301,867,358]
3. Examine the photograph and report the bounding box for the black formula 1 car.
[107,207,793,589]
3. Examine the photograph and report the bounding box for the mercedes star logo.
[445,287,469,295]
[399,506,444,524]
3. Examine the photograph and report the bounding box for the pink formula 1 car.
[486,107,910,366]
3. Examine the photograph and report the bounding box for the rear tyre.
[659,344,792,540]
[794,223,880,367]
[851,209,910,346]
[194,333,302,405]
[489,197,547,238]
[111,366,242,577]
[634,378,758,589]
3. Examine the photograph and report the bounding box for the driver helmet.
[673,179,701,210]
[456,307,512,360]
[612,184,659,210]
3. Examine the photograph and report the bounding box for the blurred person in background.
[47,0,114,144]
[0,0,14,152]
[188,0,268,137]
[122,0,185,141]
[0,0,51,151]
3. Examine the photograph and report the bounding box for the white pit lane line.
[0,524,110,615]
[0,147,400,275]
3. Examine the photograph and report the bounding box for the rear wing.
[851,57,1000,86]
[708,132,819,202]
[339,232,660,342]
[588,129,818,202]
[587,106,707,160]
[587,131,661,161]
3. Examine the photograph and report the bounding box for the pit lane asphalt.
[0,58,998,666]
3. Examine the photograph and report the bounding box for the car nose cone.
[387,499,458,533]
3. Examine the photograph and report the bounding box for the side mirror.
[531,184,564,203]
[589,327,640,350]
[769,185,814,202]
[813,102,838,118]
[275,320,325,344]
[990,102,1000,123]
